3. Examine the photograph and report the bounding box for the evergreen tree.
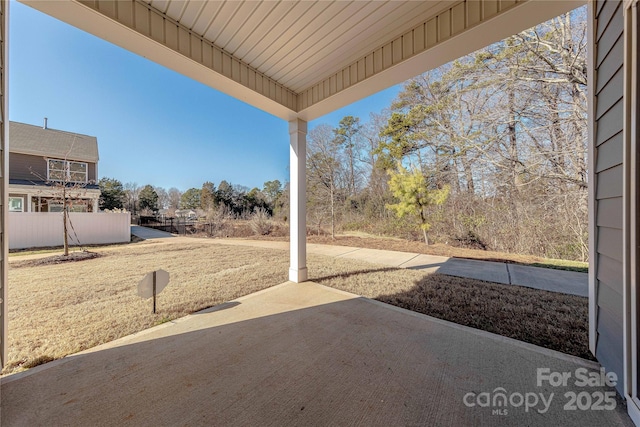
[180,188,201,209]
[138,185,159,212]
[201,181,217,211]
[386,166,449,245]
[98,177,125,210]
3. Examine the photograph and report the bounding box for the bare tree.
[307,124,346,238]
[154,186,169,210]
[123,182,141,214]
[167,187,182,211]
[31,155,93,256]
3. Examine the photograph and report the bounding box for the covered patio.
[1,0,640,425]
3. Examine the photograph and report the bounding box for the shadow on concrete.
[406,262,447,271]
[1,283,631,426]
[194,301,241,314]
[310,266,402,282]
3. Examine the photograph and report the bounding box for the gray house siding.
[88,163,96,182]
[9,153,46,181]
[593,0,624,394]
[9,152,97,183]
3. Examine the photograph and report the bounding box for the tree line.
[98,178,287,220]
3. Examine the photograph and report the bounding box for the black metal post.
[153,270,157,314]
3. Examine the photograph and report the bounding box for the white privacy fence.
[8,212,131,249]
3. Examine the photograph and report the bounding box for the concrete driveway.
[130,225,175,240]
[1,282,631,426]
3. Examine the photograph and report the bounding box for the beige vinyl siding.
[593,0,624,393]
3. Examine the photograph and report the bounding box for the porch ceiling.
[144,0,458,93]
[21,0,583,121]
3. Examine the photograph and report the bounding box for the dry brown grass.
[5,240,289,374]
[308,261,591,359]
[5,239,591,375]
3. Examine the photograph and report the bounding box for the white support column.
[289,118,307,283]
[0,0,8,369]
[93,198,99,213]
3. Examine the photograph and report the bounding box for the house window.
[69,202,88,213]
[47,159,88,183]
[9,197,24,212]
[48,202,64,213]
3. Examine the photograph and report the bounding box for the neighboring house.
[174,209,197,220]
[8,119,100,213]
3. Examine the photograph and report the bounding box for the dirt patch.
[12,251,101,268]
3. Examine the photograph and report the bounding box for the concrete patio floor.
[1,281,630,426]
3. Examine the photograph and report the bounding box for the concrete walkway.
[213,239,589,297]
[1,281,630,426]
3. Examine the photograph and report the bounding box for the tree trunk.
[348,143,355,197]
[63,186,69,256]
[330,182,335,239]
[507,82,520,194]
[422,228,429,246]
[461,153,475,194]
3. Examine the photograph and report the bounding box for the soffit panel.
[175,0,205,26]
[281,1,443,91]
[227,2,298,60]
[274,1,452,91]
[202,2,249,43]
[140,0,455,92]
[149,0,170,14]
[250,1,352,75]
[215,2,278,52]
[236,2,328,69]
[165,0,187,19]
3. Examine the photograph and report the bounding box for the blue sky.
[9,1,401,191]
